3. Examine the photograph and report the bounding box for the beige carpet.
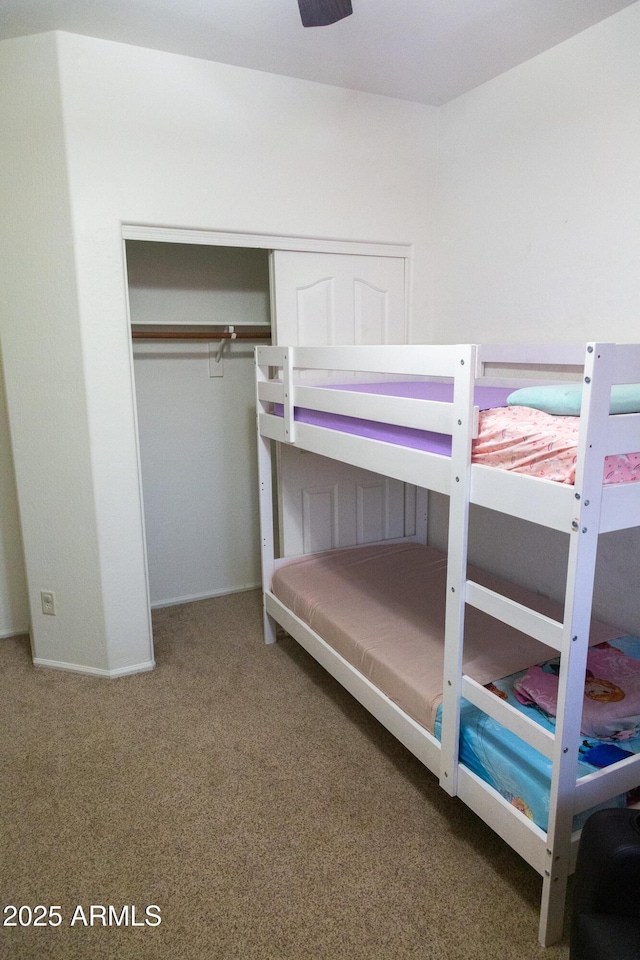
[0,590,570,959]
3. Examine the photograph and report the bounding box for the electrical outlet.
[41,590,56,615]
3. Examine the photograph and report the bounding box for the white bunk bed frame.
[255,341,640,946]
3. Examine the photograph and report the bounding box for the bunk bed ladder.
[537,343,612,944]
[442,342,635,945]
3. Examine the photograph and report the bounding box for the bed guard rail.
[255,343,480,450]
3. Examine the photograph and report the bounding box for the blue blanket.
[434,635,640,831]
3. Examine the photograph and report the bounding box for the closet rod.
[131,330,271,341]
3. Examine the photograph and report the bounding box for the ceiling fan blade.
[297,0,353,27]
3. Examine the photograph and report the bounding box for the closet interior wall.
[127,241,271,608]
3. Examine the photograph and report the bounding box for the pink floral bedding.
[473,405,640,485]
[513,640,640,741]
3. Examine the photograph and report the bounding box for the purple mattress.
[278,382,512,457]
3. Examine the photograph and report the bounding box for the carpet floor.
[0,589,570,959]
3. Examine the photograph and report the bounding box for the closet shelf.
[131,329,271,341]
[131,319,271,327]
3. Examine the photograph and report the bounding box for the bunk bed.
[255,341,640,946]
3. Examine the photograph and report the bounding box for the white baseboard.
[0,625,29,640]
[32,657,156,678]
[150,582,260,610]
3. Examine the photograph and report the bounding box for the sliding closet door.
[270,250,415,557]
[271,251,406,346]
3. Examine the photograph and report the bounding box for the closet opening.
[125,240,271,609]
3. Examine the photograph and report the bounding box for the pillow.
[507,383,640,416]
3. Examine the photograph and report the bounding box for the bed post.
[538,507,601,945]
[255,348,278,644]
[439,344,477,796]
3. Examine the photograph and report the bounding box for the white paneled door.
[271,250,407,346]
[270,249,416,557]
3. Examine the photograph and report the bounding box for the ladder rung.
[466,580,564,651]
[461,675,555,759]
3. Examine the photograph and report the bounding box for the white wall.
[0,33,120,669]
[435,2,640,344]
[0,30,438,664]
[128,242,270,605]
[432,2,640,634]
[0,356,28,637]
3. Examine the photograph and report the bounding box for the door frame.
[121,224,413,616]
[122,224,411,259]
